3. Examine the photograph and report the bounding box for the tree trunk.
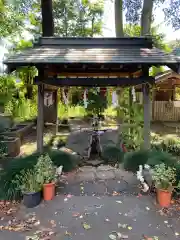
[115,0,124,37]
[41,0,54,36]
[141,0,153,36]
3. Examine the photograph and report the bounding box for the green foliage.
[0,141,8,158]
[152,163,177,191]
[123,150,150,173]
[102,145,124,164]
[16,0,104,37]
[13,169,42,194]
[0,2,24,39]
[35,154,57,184]
[58,102,86,119]
[5,97,37,122]
[0,149,80,199]
[0,75,16,106]
[120,103,144,150]
[124,24,171,51]
[151,136,180,156]
[150,66,165,77]
[147,150,177,167]
[84,89,107,116]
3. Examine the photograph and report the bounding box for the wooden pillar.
[37,84,44,153]
[129,87,133,134]
[143,83,151,149]
[152,89,155,121]
[54,89,58,135]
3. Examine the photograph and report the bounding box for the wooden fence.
[153,101,180,121]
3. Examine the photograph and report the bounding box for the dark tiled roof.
[4,37,180,65]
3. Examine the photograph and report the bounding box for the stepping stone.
[84,160,104,167]
[96,170,115,180]
[121,171,139,185]
[97,165,115,171]
[75,171,95,182]
[106,179,128,194]
[82,181,107,196]
[114,169,127,179]
[79,166,96,173]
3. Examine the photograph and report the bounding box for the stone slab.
[105,179,128,194]
[97,165,115,171]
[79,166,96,173]
[96,170,115,180]
[75,171,95,182]
[114,168,127,179]
[84,160,104,167]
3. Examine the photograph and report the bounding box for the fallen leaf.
[112,191,119,196]
[34,220,40,226]
[143,235,153,240]
[127,226,132,230]
[105,218,110,222]
[50,220,56,227]
[67,194,72,198]
[82,222,91,230]
[65,231,72,236]
[109,232,128,239]
[72,212,80,217]
[109,234,116,240]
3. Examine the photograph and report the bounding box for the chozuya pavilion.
[4,36,180,152]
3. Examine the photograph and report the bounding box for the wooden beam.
[34,76,155,87]
[47,71,142,78]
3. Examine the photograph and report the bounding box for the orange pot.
[43,182,55,201]
[157,189,172,208]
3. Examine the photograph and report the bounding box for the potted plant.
[14,169,42,208]
[35,154,57,201]
[152,163,177,207]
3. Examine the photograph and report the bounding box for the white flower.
[139,165,143,172]
[139,176,144,182]
[144,164,150,170]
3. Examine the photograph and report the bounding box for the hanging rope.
[112,90,118,107]
[132,87,136,102]
[83,89,88,108]
[62,88,69,105]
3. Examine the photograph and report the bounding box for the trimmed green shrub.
[147,150,177,167]
[123,150,150,173]
[0,149,80,200]
[102,145,124,164]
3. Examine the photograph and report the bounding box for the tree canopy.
[115,0,180,37]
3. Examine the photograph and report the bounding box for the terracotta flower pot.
[43,182,55,201]
[157,189,172,208]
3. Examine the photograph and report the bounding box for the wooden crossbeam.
[47,70,142,78]
[34,76,155,87]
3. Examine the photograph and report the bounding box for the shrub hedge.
[0,149,80,200]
